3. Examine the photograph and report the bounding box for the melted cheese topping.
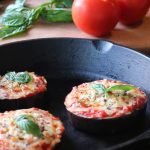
[0,108,64,150]
[64,79,147,119]
[0,72,47,100]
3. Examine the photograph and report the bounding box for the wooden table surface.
[0,0,150,55]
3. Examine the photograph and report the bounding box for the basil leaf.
[91,84,106,93]
[15,0,25,7]
[1,13,26,27]
[0,25,27,39]
[15,114,34,121]
[50,0,73,8]
[4,0,25,14]
[62,0,73,8]
[15,115,43,138]
[30,7,43,21]
[14,72,32,83]
[4,5,24,14]
[42,8,72,22]
[4,72,32,83]
[107,85,136,92]
[0,6,43,39]
[5,72,16,81]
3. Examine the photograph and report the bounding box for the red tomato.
[72,0,120,37]
[116,0,150,25]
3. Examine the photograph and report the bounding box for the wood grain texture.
[0,0,150,54]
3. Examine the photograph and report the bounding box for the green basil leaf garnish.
[14,72,32,83]
[106,85,136,92]
[5,71,16,81]
[91,84,106,93]
[4,71,32,83]
[90,83,135,99]
[15,114,43,138]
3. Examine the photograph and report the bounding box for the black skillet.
[0,38,150,150]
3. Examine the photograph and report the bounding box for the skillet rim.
[0,37,149,61]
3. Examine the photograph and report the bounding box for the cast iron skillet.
[0,38,150,150]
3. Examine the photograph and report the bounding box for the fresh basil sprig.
[15,114,44,138]
[0,6,43,38]
[5,71,32,83]
[0,0,73,39]
[91,83,136,98]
